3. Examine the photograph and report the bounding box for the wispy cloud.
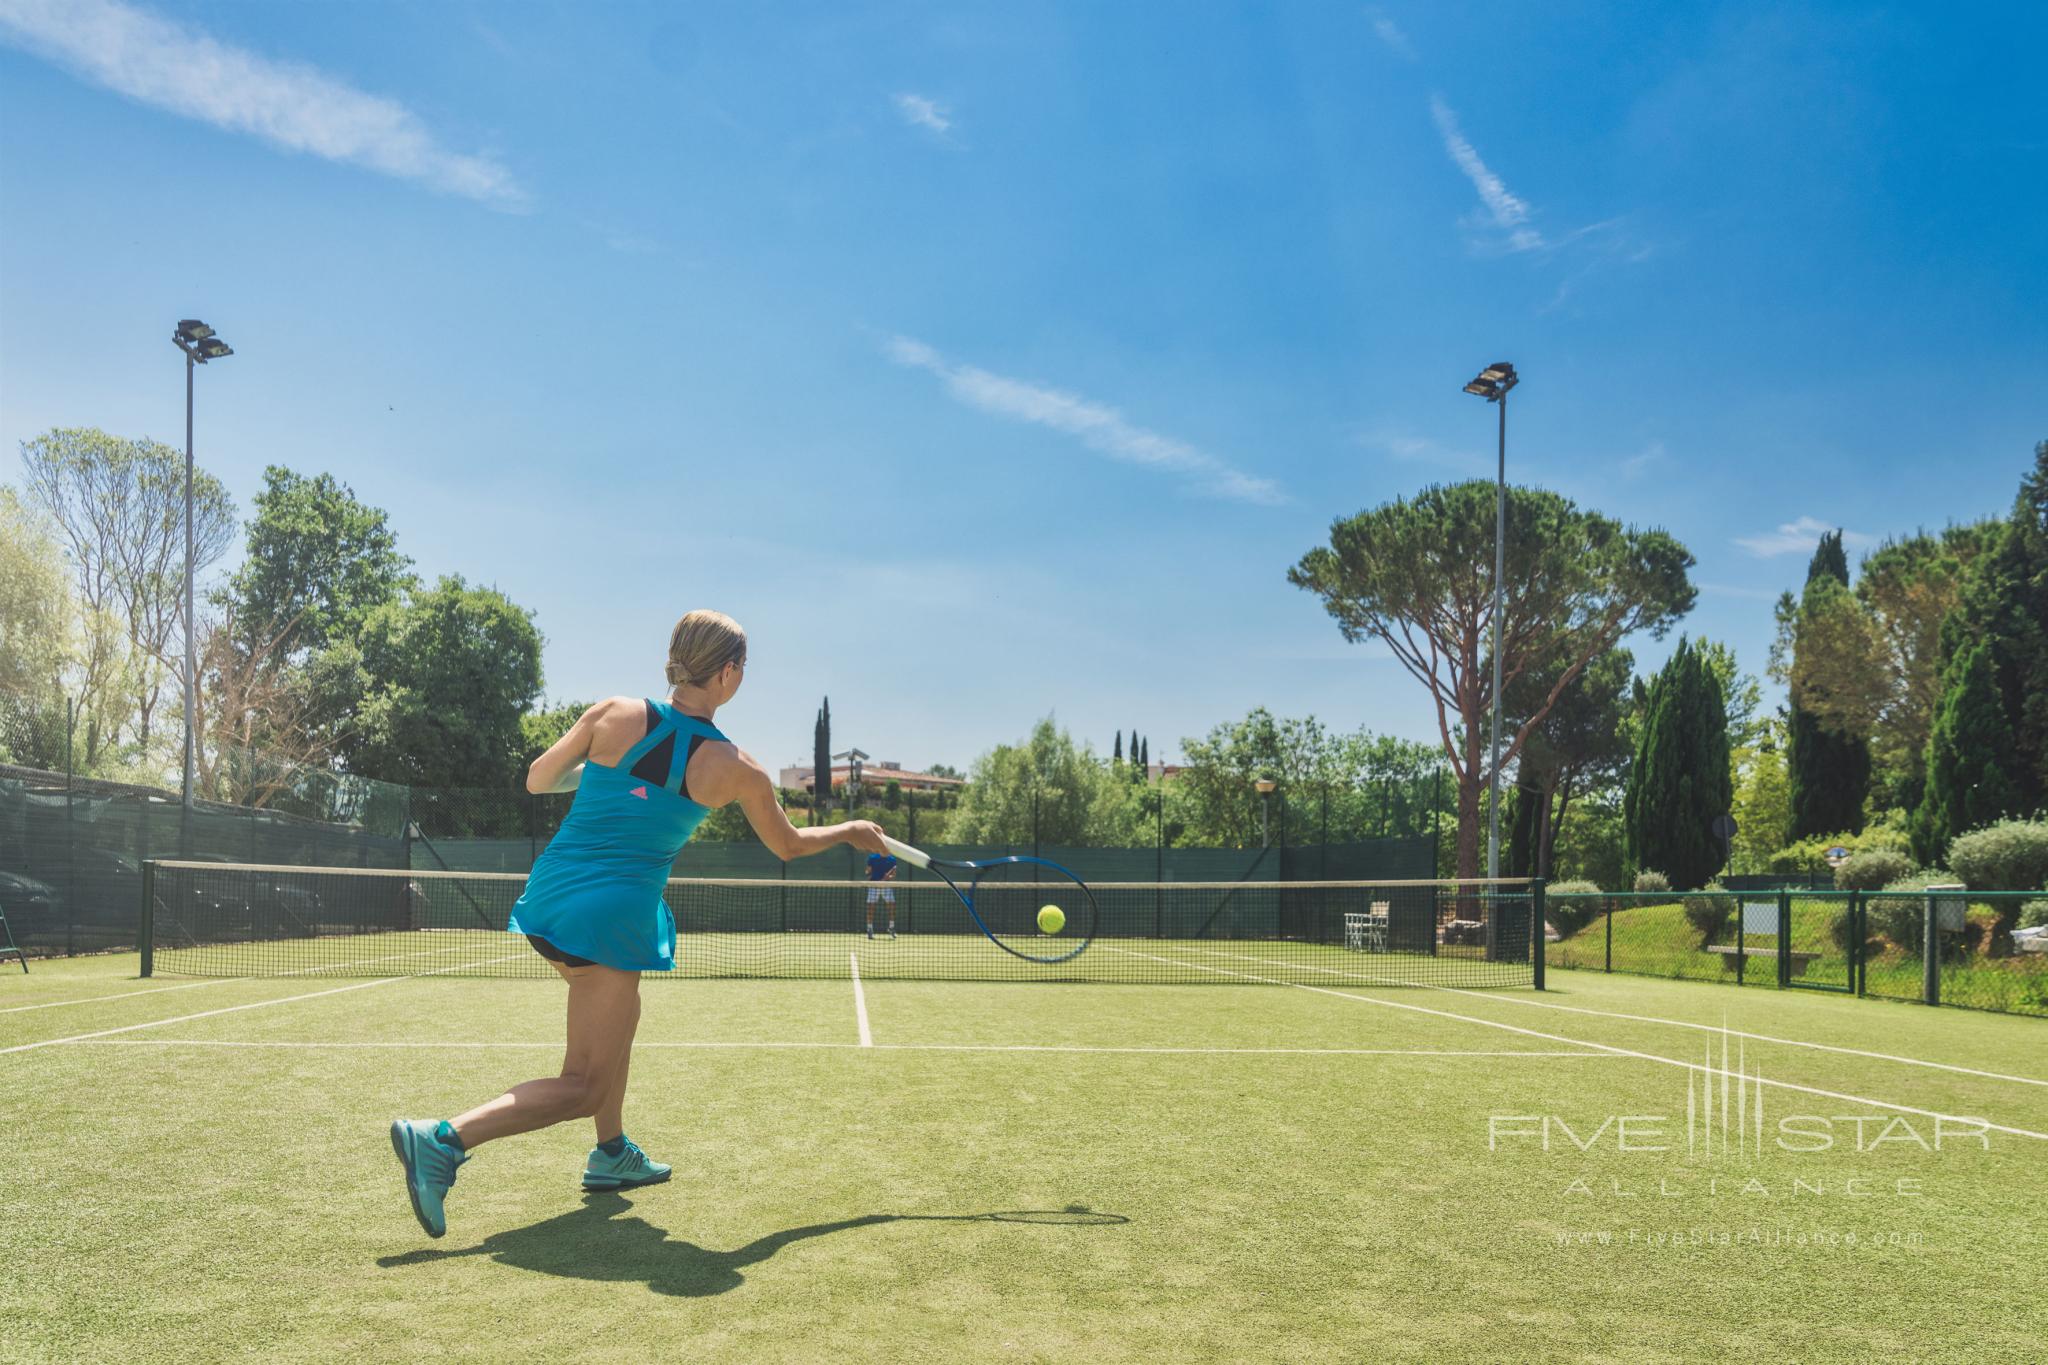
[1734,515,1875,558]
[1429,93,1540,252]
[886,336,1284,506]
[893,92,952,135]
[1359,429,1489,477]
[0,0,525,208]
[1619,440,1668,479]
[1367,9,1418,61]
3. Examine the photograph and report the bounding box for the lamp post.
[1462,361,1518,881]
[171,320,233,820]
[1255,775,1277,848]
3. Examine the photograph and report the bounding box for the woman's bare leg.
[592,988,642,1143]
[448,963,640,1149]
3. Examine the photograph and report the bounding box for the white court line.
[1179,943,2048,1090]
[0,948,434,1015]
[53,1038,1628,1057]
[1,978,233,1014]
[0,952,530,1056]
[1102,945,2048,1143]
[850,952,873,1048]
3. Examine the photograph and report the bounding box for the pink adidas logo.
[630,785,649,799]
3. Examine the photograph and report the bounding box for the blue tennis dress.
[507,700,727,971]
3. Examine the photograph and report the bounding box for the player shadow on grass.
[377,1195,1126,1298]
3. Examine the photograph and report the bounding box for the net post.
[1922,890,1939,1007]
[139,860,155,977]
[1852,891,1866,996]
[1530,878,1546,990]
[1776,890,1792,989]
[1604,896,1612,972]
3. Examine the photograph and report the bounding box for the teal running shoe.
[389,1119,469,1238]
[583,1135,671,1192]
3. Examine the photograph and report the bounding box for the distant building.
[777,759,965,795]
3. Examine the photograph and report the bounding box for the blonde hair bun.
[666,610,747,688]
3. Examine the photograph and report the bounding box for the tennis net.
[140,861,1543,987]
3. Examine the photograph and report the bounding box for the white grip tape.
[880,835,932,869]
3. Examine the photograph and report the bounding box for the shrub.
[1835,849,1914,891]
[1866,869,1958,947]
[1681,882,1730,945]
[1765,827,1911,877]
[1633,869,1671,894]
[1946,820,2048,892]
[2020,900,2048,931]
[1947,819,2048,956]
[1882,869,1958,893]
[1545,880,1603,938]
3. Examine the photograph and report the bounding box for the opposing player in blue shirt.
[389,610,888,1238]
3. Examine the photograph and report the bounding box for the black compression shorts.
[526,934,598,969]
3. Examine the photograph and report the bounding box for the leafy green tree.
[1914,641,2025,862]
[1173,708,1443,847]
[0,488,73,703]
[1624,638,1732,888]
[226,467,415,655]
[0,489,79,768]
[1728,718,1793,871]
[19,427,236,763]
[1503,646,1633,879]
[1693,640,1766,752]
[337,576,544,789]
[1290,481,1695,877]
[947,718,1136,846]
[519,700,592,770]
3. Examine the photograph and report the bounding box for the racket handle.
[880,835,931,869]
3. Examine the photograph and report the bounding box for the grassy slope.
[1551,902,2048,1014]
[3,957,2046,1363]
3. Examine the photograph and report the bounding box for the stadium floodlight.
[171,319,234,830]
[1462,360,1519,883]
[1255,776,1278,847]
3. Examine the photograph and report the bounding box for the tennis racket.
[880,835,1098,964]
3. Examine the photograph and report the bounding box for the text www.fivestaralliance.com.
[1554,1227,1925,1249]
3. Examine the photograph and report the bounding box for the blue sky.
[2,1,2042,774]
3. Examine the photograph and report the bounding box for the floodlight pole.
[182,347,196,817]
[1488,387,1506,881]
[1462,363,1518,882]
[172,320,231,824]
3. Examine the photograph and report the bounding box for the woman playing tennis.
[390,610,888,1238]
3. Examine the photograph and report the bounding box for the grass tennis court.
[6,952,2045,1362]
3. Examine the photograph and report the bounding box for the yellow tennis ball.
[1037,904,1066,934]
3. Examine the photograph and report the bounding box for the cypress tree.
[1624,639,1733,888]
[1952,442,2048,810]
[1808,529,1849,588]
[1113,730,1123,763]
[813,698,831,818]
[1787,529,1871,836]
[1139,737,1149,770]
[1915,641,2025,861]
